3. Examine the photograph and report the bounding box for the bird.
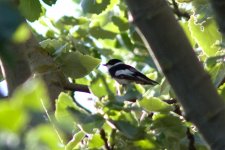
[103,59,158,85]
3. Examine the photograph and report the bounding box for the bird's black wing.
[132,68,158,85]
[109,64,158,85]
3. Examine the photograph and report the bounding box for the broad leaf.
[89,26,117,39]
[65,131,85,150]
[111,16,129,32]
[88,134,104,149]
[81,0,110,14]
[56,51,101,78]
[152,113,186,139]
[18,0,42,22]
[42,0,57,6]
[138,97,173,113]
[68,107,105,133]
[188,17,221,56]
[25,124,64,150]
[90,74,116,97]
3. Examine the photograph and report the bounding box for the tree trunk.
[125,0,225,149]
[209,0,225,34]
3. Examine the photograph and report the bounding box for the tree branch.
[125,0,225,149]
[63,83,90,93]
[100,129,111,150]
[186,127,196,150]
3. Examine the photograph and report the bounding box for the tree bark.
[0,35,32,96]
[209,0,225,34]
[125,0,225,149]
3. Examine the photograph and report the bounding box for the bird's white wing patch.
[115,69,134,77]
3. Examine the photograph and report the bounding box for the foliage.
[0,0,225,149]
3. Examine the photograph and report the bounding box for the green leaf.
[39,39,67,55]
[90,74,116,97]
[65,131,85,150]
[218,83,225,99]
[179,21,196,47]
[25,124,64,150]
[58,16,89,26]
[42,0,57,6]
[120,33,134,50]
[89,26,117,39]
[134,139,157,149]
[188,17,222,56]
[206,55,225,67]
[68,107,105,133]
[13,79,49,112]
[138,97,173,113]
[18,0,42,22]
[56,93,104,133]
[207,63,225,87]
[81,0,110,14]
[88,134,104,149]
[191,0,213,24]
[152,113,186,139]
[0,79,49,133]
[112,16,129,31]
[113,120,145,140]
[56,51,101,78]
[0,101,28,133]
[110,111,145,140]
[55,93,77,131]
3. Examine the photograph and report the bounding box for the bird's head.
[103,59,123,68]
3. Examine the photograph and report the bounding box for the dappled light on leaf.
[56,51,101,78]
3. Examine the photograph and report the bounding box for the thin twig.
[100,129,111,150]
[171,0,190,19]
[186,127,196,150]
[162,98,177,104]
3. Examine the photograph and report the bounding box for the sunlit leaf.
[134,138,157,149]
[13,79,49,112]
[188,17,222,56]
[65,131,85,150]
[55,93,77,131]
[112,16,129,31]
[207,63,225,87]
[90,74,116,97]
[12,23,31,43]
[25,124,64,150]
[138,97,173,113]
[39,39,67,54]
[179,21,196,47]
[0,79,49,133]
[56,51,101,78]
[218,83,225,99]
[88,134,104,149]
[0,101,28,133]
[18,0,42,22]
[191,0,213,23]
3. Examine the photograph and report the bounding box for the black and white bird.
[104,59,158,85]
